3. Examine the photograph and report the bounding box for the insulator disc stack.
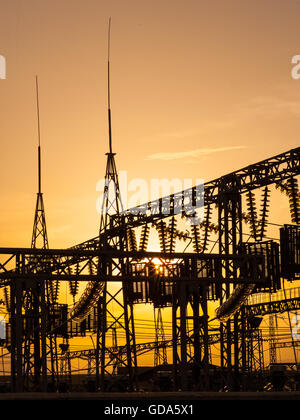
[167,216,177,253]
[259,186,270,241]
[191,224,202,253]
[286,178,300,224]
[4,287,10,312]
[51,280,60,304]
[139,224,150,252]
[127,228,137,251]
[156,221,168,253]
[201,204,212,252]
[46,280,54,305]
[246,190,258,240]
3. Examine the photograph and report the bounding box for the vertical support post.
[218,175,243,390]
[179,282,188,391]
[9,253,48,392]
[40,279,47,392]
[122,277,138,391]
[100,290,107,389]
[10,274,23,393]
[96,295,102,390]
[200,285,210,390]
[172,286,178,391]
[192,289,200,388]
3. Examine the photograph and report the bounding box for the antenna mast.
[94,19,137,391]
[29,76,59,390]
[99,17,123,233]
[36,75,42,194]
[108,17,113,154]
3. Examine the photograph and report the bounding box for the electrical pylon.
[10,76,50,391]
[95,18,138,391]
[99,18,123,235]
[27,76,59,389]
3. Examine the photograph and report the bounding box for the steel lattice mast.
[95,18,138,391]
[31,77,59,305]
[21,76,59,391]
[31,77,48,250]
[99,18,123,235]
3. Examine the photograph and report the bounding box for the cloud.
[51,225,72,234]
[152,94,300,141]
[232,95,300,120]
[146,145,246,161]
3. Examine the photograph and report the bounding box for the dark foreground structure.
[0,147,299,397]
[1,391,300,400]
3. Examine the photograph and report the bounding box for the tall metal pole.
[218,175,244,390]
[95,19,137,391]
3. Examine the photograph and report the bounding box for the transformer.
[280,224,300,280]
[241,240,281,292]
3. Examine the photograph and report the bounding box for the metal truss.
[108,147,300,232]
[0,247,264,391]
[274,340,300,349]
[0,248,265,286]
[60,328,264,380]
[1,146,300,393]
[245,286,300,317]
[60,147,300,251]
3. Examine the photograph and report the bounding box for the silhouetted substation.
[0,143,299,395]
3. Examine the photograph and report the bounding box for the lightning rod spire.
[108,17,113,154]
[36,75,42,194]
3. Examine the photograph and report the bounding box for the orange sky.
[0,0,299,248]
[0,0,299,366]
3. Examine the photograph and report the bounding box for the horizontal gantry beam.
[0,247,265,286]
[245,286,300,316]
[245,299,300,317]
